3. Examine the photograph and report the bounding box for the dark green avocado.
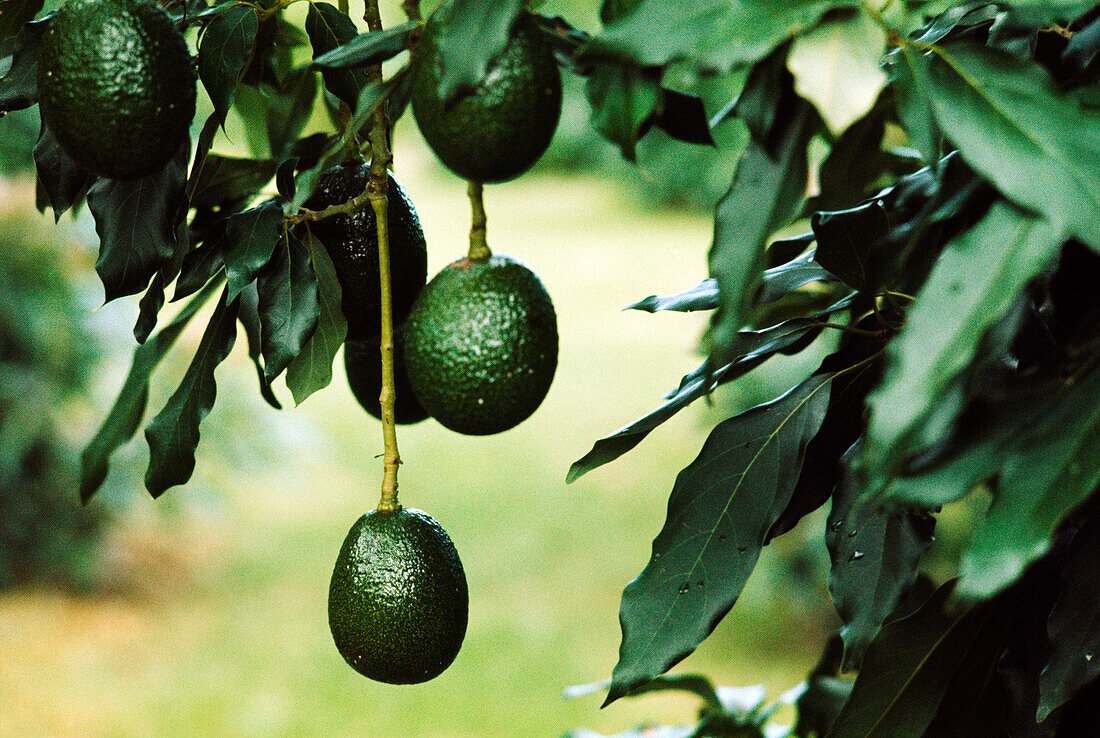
[328,507,468,684]
[403,254,558,435]
[37,0,196,180]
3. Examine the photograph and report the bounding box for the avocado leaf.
[144,285,240,497]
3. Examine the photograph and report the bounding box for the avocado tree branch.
[467,180,491,261]
[365,0,401,513]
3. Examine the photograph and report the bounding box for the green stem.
[467,180,491,261]
[365,0,401,514]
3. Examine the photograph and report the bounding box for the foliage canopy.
[3,0,1100,733]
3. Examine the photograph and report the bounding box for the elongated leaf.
[284,235,346,403]
[80,278,222,502]
[431,0,523,103]
[767,331,885,542]
[144,286,240,496]
[904,42,1100,249]
[0,0,42,44]
[257,229,320,380]
[652,88,714,146]
[86,143,188,302]
[787,10,886,136]
[0,15,46,111]
[32,116,91,220]
[958,359,1100,601]
[814,102,888,211]
[625,278,717,313]
[568,298,853,483]
[198,4,259,123]
[826,582,989,738]
[189,155,276,209]
[305,2,368,107]
[827,442,935,670]
[311,21,416,70]
[707,99,814,363]
[224,200,284,300]
[238,282,282,409]
[1038,512,1100,721]
[582,0,850,73]
[584,62,660,161]
[266,68,317,158]
[604,373,833,706]
[860,201,1061,496]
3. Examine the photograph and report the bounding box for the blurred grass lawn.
[0,140,834,736]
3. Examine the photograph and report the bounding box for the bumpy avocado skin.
[304,165,428,341]
[403,254,558,436]
[344,331,430,425]
[328,508,468,684]
[409,6,562,183]
[37,0,197,180]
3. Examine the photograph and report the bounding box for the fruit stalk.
[467,181,491,261]
[365,0,401,512]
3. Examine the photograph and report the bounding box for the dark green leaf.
[173,229,225,302]
[767,332,885,542]
[134,269,169,344]
[625,278,717,313]
[87,142,189,302]
[144,286,240,497]
[266,68,317,158]
[582,0,849,73]
[32,116,91,220]
[567,297,852,483]
[652,88,714,146]
[1062,13,1100,78]
[707,99,814,364]
[600,0,644,25]
[584,62,660,161]
[430,0,523,103]
[0,15,46,111]
[860,200,1062,497]
[284,233,346,403]
[793,637,852,738]
[275,157,296,199]
[238,282,282,409]
[1038,511,1100,721]
[814,104,888,212]
[755,249,836,306]
[305,2,368,107]
[827,442,936,671]
[904,42,1100,249]
[189,155,277,209]
[223,200,284,300]
[0,0,42,44]
[185,113,221,202]
[384,62,414,124]
[604,373,833,706]
[80,278,222,503]
[811,202,891,293]
[311,21,416,70]
[198,4,259,123]
[729,47,787,145]
[288,78,395,210]
[826,582,989,738]
[256,229,320,380]
[886,48,940,164]
[958,360,1100,600]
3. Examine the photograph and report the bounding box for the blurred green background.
[0,3,852,735]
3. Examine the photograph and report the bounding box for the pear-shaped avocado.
[328,507,468,684]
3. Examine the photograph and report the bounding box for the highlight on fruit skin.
[409,3,563,184]
[36,0,197,180]
[304,165,428,341]
[328,507,468,684]
[403,254,558,436]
